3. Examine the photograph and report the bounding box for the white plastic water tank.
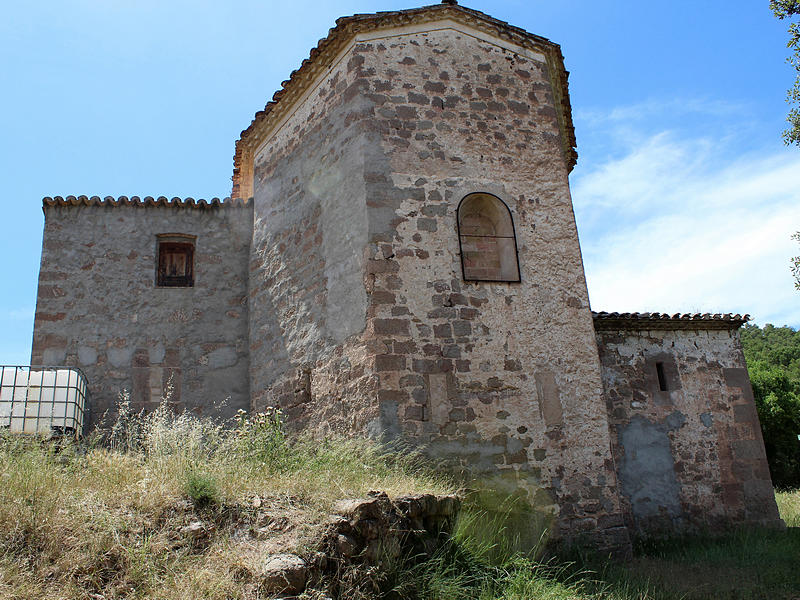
[0,366,88,436]
[0,367,29,427]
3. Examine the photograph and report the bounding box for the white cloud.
[572,107,800,328]
[4,307,34,321]
[575,97,749,128]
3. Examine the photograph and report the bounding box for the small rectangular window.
[156,235,195,287]
[656,362,668,392]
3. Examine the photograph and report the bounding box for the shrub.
[184,470,219,508]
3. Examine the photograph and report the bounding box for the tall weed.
[231,406,289,469]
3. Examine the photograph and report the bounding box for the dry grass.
[0,398,453,599]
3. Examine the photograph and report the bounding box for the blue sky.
[1,0,799,364]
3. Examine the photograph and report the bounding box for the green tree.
[741,323,800,381]
[741,323,800,488]
[771,0,800,145]
[792,231,800,289]
[749,362,800,487]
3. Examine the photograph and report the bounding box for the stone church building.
[31,2,783,549]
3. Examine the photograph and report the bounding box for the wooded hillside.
[740,323,800,488]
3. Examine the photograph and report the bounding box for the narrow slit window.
[156,235,195,287]
[457,193,520,282]
[656,362,668,392]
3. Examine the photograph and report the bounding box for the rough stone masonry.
[31,2,783,552]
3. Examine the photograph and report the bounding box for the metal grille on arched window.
[457,193,520,282]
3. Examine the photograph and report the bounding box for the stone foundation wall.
[31,199,253,427]
[595,322,783,535]
[257,491,462,597]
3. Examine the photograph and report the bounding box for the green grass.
[0,400,797,600]
[184,470,220,508]
[381,492,800,600]
[589,525,800,600]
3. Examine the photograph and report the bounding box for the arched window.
[457,193,520,282]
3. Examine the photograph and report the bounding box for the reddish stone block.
[459,308,478,320]
[375,354,406,371]
[371,290,396,305]
[373,318,410,336]
[377,389,408,403]
[37,312,67,322]
[433,324,452,338]
[393,340,417,354]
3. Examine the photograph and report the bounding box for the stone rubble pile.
[259,491,461,597]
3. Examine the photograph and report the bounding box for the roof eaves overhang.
[42,196,251,210]
[592,311,751,332]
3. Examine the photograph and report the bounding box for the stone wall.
[248,25,629,551]
[248,35,379,432]
[258,491,462,597]
[31,199,253,428]
[353,28,627,550]
[594,320,783,535]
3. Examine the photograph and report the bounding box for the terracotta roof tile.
[42,196,251,209]
[592,311,750,330]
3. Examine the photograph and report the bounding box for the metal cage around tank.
[0,366,90,438]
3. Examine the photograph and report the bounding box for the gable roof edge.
[231,3,577,198]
